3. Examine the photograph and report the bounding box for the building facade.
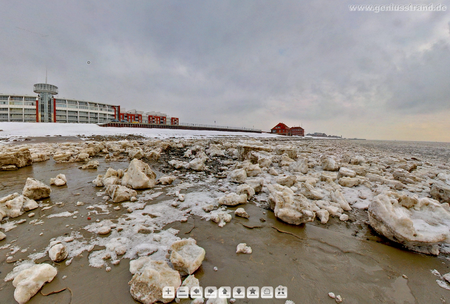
[0,83,179,125]
[0,94,116,123]
[270,123,305,136]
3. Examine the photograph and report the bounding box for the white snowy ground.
[0,122,277,139]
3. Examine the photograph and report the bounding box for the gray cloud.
[0,0,449,137]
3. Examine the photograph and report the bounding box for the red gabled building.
[271,123,304,136]
[271,123,291,135]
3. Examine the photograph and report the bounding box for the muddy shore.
[1,137,450,304]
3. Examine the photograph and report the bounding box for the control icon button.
[205,286,218,298]
[247,286,260,298]
[162,286,175,299]
[233,286,246,299]
[176,286,189,298]
[275,285,288,299]
[261,286,274,298]
[190,286,203,298]
[218,286,231,298]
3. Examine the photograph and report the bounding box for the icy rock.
[202,204,215,212]
[430,182,450,204]
[122,159,157,190]
[129,258,181,304]
[81,160,99,169]
[22,178,51,200]
[276,175,297,187]
[368,192,450,255]
[53,152,72,162]
[316,209,330,224]
[92,175,104,187]
[269,167,279,176]
[146,148,162,161]
[158,176,177,185]
[236,243,252,254]
[207,144,225,157]
[49,243,68,262]
[321,156,339,171]
[339,214,349,221]
[280,155,295,166]
[0,231,5,240]
[246,178,264,193]
[289,159,309,174]
[350,155,365,165]
[229,169,247,183]
[331,190,352,211]
[211,211,232,227]
[301,183,324,200]
[443,273,450,284]
[189,158,207,171]
[338,167,356,178]
[31,153,50,163]
[102,168,121,186]
[128,148,144,160]
[268,184,315,225]
[13,264,57,304]
[1,164,18,170]
[106,185,138,203]
[98,226,112,235]
[243,162,262,177]
[50,174,67,186]
[0,147,32,168]
[169,238,206,275]
[169,160,187,169]
[237,184,255,199]
[0,193,38,218]
[218,193,247,206]
[235,208,249,218]
[338,177,360,188]
[182,274,200,290]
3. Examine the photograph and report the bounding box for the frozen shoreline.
[1,130,450,303]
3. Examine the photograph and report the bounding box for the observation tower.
[33,83,58,122]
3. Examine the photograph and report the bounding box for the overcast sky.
[1,1,449,141]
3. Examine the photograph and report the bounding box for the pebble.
[328,292,336,299]
[62,275,67,280]
[336,295,343,303]
[98,226,112,235]
[76,201,85,206]
[213,266,218,271]
[28,213,35,218]
[17,219,26,225]
[113,206,120,211]
[73,216,77,219]
[106,266,112,272]
[39,232,44,236]
[6,256,15,263]
[402,274,408,279]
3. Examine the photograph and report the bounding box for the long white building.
[0,83,119,123]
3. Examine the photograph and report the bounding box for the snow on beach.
[0,122,276,140]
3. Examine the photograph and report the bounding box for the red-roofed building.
[271,123,291,135]
[270,123,304,136]
[290,126,305,136]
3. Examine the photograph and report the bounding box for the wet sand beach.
[1,136,450,304]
